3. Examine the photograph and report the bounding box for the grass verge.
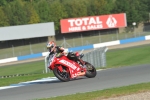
[106,44,150,68]
[39,82,150,100]
[0,60,46,76]
[0,73,54,87]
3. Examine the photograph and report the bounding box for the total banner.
[60,13,127,33]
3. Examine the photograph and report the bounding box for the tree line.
[0,0,150,34]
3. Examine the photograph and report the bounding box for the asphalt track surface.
[0,64,150,100]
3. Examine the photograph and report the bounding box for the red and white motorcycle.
[47,52,97,82]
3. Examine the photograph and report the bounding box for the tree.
[0,7,9,26]
[35,0,50,23]
[64,0,88,18]
[113,0,150,26]
[87,0,108,16]
[113,0,140,26]
[0,0,7,6]
[4,0,28,25]
[27,4,40,24]
[49,0,68,31]
[138,0,149,22]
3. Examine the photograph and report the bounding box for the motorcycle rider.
[47,41,86,76]
[46,41,86,67]
[47,41,66,57]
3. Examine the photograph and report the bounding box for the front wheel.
[53,66,70,82]
[85,62,97,78]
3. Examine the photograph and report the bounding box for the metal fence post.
[30,42,33,54]
[81,34,83,46]
[12,45,15,57]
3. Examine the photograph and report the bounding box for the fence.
[57,32,148,48]
[82,47,107,68]
[0,30,150,59]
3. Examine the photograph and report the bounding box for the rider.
[47,41,86,76]
[46,41,86,66]
[47,41,66,57]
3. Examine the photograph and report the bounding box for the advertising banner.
[60,13,127,33]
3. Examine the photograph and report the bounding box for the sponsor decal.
[106,15,117,28]
[59,60,77,70]
[60,13,127,33]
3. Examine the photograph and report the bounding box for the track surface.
[0,64,150,100]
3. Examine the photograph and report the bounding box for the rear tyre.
[53,66,70,82]
[85,62,97,78]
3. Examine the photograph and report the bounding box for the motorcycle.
[47,52,97,82]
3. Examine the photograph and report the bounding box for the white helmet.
[47,41,55,49]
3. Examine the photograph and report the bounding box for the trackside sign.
[60,13,127,33]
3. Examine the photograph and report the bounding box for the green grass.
[0,59,56,87]
[0,61,45,76]
[0,60,53,87]
[39,82,150,100]
[106,45,150,68]
[0,73,54,87]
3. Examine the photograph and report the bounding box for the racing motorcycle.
[47,52,97,82]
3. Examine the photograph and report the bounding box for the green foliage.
[113,0,149,26]
[87,0,108,16]
[36,0,50,23]
[28,4,40,24]
[0,0,7,6]
[0,0,150,30]
[3,0,28,25]
[0,7,9,26]
[64,0,88,17]
[48,0,68,31]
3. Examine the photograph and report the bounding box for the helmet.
[47,41,55,49]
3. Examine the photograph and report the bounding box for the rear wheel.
[53,66,70,82]
[85,62,97,78]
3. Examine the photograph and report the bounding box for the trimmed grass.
[0,73,54,87]
[0,61,45,76]
[106,45,150,68]
[39,82,150,100]
[0,60,53,87]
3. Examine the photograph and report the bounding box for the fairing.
[48,55,83,78]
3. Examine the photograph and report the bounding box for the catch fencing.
[0,31,150,59]
[82,47,107,68]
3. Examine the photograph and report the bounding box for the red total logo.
[68,17,102,26]
[60,13,127,33]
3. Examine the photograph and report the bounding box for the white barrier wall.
[93,40,120,48]
[0,57,17,64]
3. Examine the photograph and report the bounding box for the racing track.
[0,64,150,100]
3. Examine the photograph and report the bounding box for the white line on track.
[0,69,105,90]
[0,77,59,90]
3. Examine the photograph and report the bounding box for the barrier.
[0,35,150,64]
[17,53,43,61]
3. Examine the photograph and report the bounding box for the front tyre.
[53,66,70,82]
[85,62,97,78]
